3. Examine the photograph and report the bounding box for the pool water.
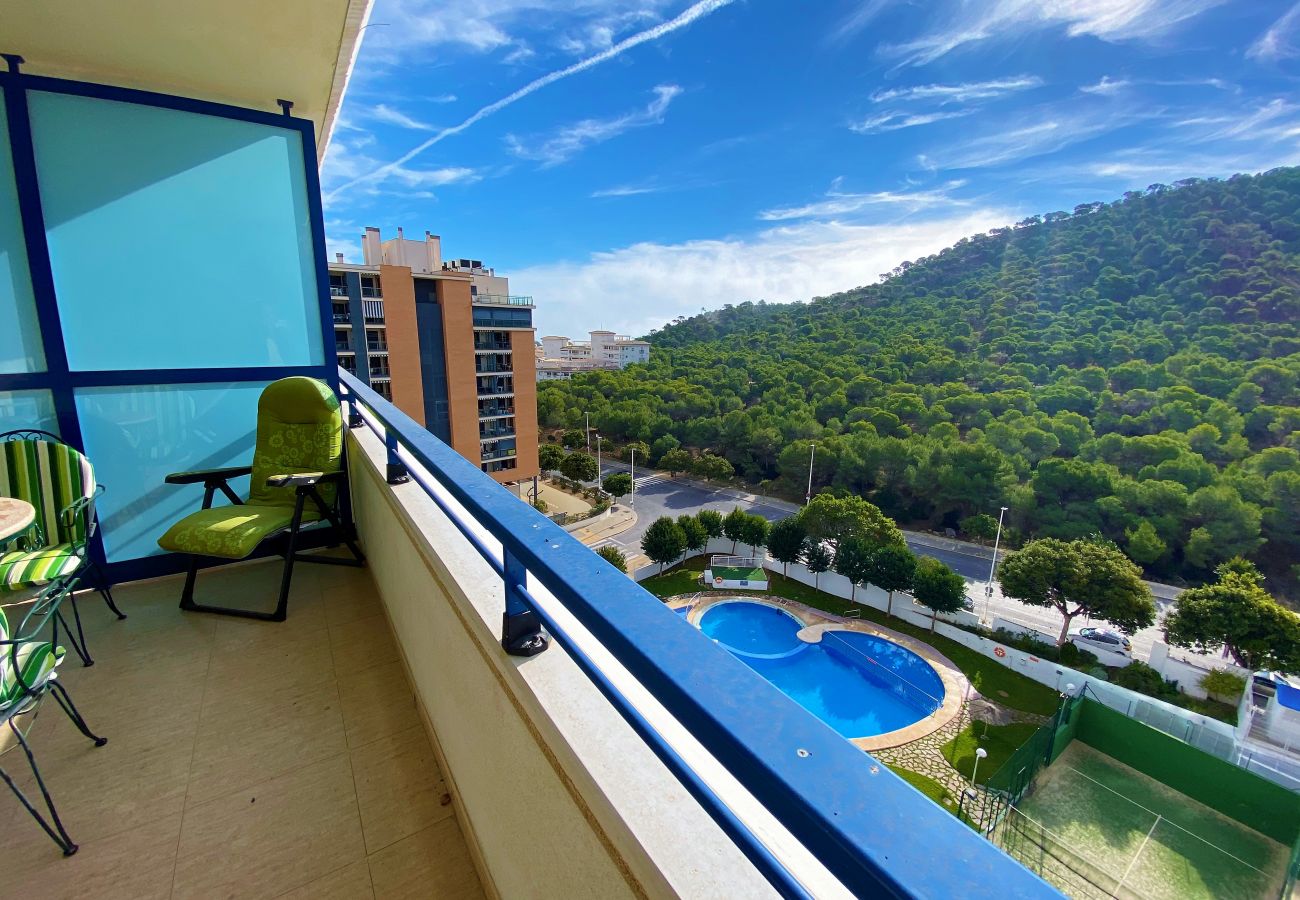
[698,600,945,739]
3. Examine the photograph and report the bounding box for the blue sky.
[322,0,1300,338]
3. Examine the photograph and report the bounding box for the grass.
[940,721,1042,786]
[641,555,1060,716]
[886,764,958,808]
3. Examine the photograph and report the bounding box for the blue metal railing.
[336,368,1058,900]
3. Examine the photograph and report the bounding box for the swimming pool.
[697,600,946,740]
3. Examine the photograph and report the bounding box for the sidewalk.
[571,504,637,546]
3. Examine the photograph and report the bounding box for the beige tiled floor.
[1,558,484,900]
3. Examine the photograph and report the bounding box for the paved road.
[584,463,1222,669]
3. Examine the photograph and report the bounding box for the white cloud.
[1081,146,1300,181]
[1080,75,1129,94]
[516,210,1014,338]
[1177,98,1300,140]
[850,109,975,134]
[758,180,969,220]
[591,184,661,197]
[870,76,1043,104]
[506,84,683,167]
[882,0,1223,67]
[923,104,1146,169]
[1248,2,1300,60]
[370,104,433,130]
[327,0,733,200]
[322,137,478,199]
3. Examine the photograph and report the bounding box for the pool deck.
[678,595,969,751]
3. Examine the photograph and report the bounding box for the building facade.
[536,331,651,381]
[330,227,538,483]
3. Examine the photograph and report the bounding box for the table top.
[0,497,36,542]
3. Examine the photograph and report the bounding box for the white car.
[1069,627,1133,658]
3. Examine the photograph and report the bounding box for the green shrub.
[1113,660,1176,697]
[1058,642,1098,669]
[1200,669,1247,702]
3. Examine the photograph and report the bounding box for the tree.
[1124,519,1166,565]
[538,443,564,473]
[561,429,585,449]
[804,540,831,589]
[602,472,632,500]
[1163,568,1300,671]
[867,544,917,617]
[797,493,904,563]
[659,448,693,476]
[560,452,598,483]
[722,507,747,553]
[693,453,734,481]
[621,441,650,462]
[959,513,998,544]
[642,517,686,573]
[912,557,967,631]
[739,514,770,556]
[696,509,723,539]
[677,514,709,557]
[998,538,1156,645]
[767,517,807,575]
[596,545,627,573]
[834,537,874,603]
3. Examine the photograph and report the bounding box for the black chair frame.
[165,467,365,622]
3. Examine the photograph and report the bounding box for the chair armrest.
[165,465,253,485]
[265,470,345,488]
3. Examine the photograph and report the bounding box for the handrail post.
[384,429,409,485]
[501,548,549,657]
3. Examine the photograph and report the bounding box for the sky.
[322,0,1300,339]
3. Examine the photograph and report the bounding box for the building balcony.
[2,372,1053,900]
[472,294,534,308]
[329,285,348,298]
[480,447,517,462]
[477,407,515,419]
[473,342,512,353]
[367,345,388,354]
[479,428,515,440]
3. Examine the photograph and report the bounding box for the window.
[360,275,381,299]
[329,273,347,297]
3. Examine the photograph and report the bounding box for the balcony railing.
[474,341,512,352]
[329,285,348,297]
[367,344,388,354]
[472,293,534,307]
[336,368,1051,898]
[478,406,515,419]
[479,425,515,439]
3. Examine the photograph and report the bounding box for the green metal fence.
[976,690,1084,834]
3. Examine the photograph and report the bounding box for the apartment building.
[330,227,538,483]
[536,330,651,381]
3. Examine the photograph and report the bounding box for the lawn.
[887,764,958,808]
[640,555,1060,717]
[940,721,1042,786]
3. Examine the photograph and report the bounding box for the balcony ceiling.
[4,0,372,160]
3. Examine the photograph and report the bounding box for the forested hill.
[538,168,1300,594]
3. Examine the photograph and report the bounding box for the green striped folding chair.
[0,431,127,666]
[0,580,107,857]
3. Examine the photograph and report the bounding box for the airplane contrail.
[325,0,735,201]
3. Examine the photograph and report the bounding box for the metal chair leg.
[66,596,94,667]
[91,561,126,620]
[2,719,78,855]
[47,681,107,748]
[53,606,92,668]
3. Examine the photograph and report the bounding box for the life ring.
[993,646,1006,658]
[714,576,724,586]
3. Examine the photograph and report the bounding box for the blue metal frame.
[338,368,1059,900]
[0,63,339,584]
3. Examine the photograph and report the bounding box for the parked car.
[1068,627,1133,658]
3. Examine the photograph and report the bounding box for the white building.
[536,331,651,380]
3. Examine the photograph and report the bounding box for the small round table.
[0,497,36,544]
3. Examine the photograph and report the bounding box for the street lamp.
[585,412,591,453]
[969,746,988,793]
[983,506,1009,623]
[805,442,817,505]
[595,434,602,494]
[630,446,635,507]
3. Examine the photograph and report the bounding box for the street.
[582,461,1220,669]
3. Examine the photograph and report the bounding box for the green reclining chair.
[158,377,364,621]
[0,431,126,666]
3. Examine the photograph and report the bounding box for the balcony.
[473,341,512,353]
[367,344,388,354]
[329,285,348,298]
[471,294,534,308]
[477,406,515,419]
[479,426,515,439]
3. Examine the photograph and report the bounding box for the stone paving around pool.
[667,592,1049,829]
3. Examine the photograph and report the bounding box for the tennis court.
[1009,742,1288,899]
